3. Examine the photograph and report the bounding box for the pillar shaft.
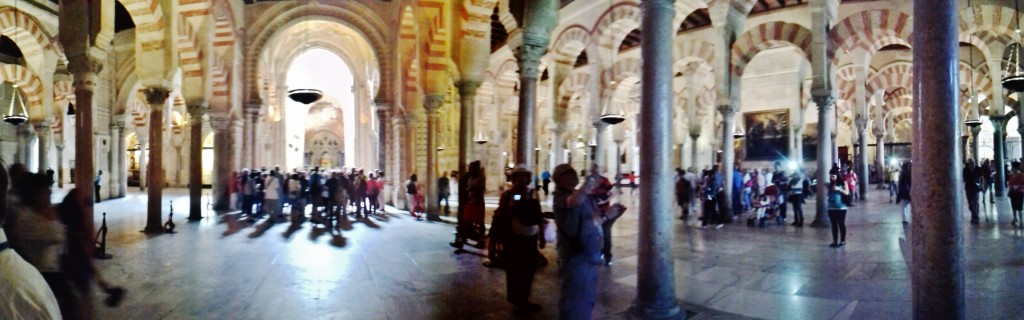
[424,96,443,220]
[631,0,681,318]
[69,57,100,233]
[377,106,390,171]
[35,123,50,173]
[515,46,543,172]
[811,95,835,228]
[690,134,700,170]
[855,118,869,200]
[211,114,232,211]
[970,126,981,162]
[107,122,120,199]
[992,117,1007,197]
[875,132,886,188]
[457,81,480,233]
[16,126,32,165]
[594,123,609,172]
[719,105,736,221]
[911,0,965,317]
[55,144,64,188]
[116,123,128,197]
[188,104,205,220]
[138,136,148,191]
[144,87,170,233]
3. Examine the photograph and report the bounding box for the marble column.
[138,135,148,191]
[456,80,480,236]
[874,129,886,188]
[424,95,443,220]
[187,104,206,220]
[34,121,50,173]
[690,132,700,170]
[143,87,170,233]
[551,126,565,166]
[247,110,259,168]
[55,143,64,188]
[115,120,128,197]
[630,0,681,318]
[593,122,610,172]
[515,45,544,172]
[992,116,1008,197]
[210,113,232,211]
[377,106,390,171]
[68,56,101,230]
[718,104,737,220]
[392,114,408,208]
[16,125,32,165]
[107,121,121,198]
[811,95,835,228]
[855,117,869,200]
[911,0,965,317]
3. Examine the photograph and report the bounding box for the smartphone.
[514,194,522,201]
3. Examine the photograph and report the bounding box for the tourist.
[844,167,858,205]
[888,164,899,203]
[57,189,126,319]
[367,173,381,213]
[964,159,983,225]
[826,169,849,248]
[8,173,70,311]
[675,168,692,219]
[405,174,420,218]
[241,169,256,216]
[438,172,450,215]
[453,161,486,248]
[772,161,789,219]
[700,166,723,228]
[541,170,551,196]
[0,163,62,319]
[551,163,601,320]
[896,162,912,224]
[333,171,350,217]
[377,170,389,213]
[1008,162,1024,228]
[93,170,102,203]
[287,173,306,225]
[354,169,368,217]
[788,171,805,227]
[496,167,543,316]
[263,170,282,222]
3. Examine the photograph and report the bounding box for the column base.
[628,300,683,320]
[141,225,164,234]
[187,212,203,221]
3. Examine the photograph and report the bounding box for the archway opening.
[284,48,355,170]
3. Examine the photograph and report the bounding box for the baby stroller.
[748,184,785,227]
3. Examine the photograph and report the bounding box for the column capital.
[208,112,231,132]
[457,80,483,97]
[187,104,207,117]
[143,87,171,106]
[67,55,103,75]
[514,44,547,79]
[812,95,835,109]
[854,116,869,131]
[424,94,445,112]
[872,127,886,137]
[716,103,738,116]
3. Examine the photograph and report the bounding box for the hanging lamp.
[600,81,626,125]
[1003,0,1024,91]
[287,4,323,105]
[66,102,76,115]
[733,128,746,139]
[473,128,489,144]
[3,83,28,126]
[966,1,983,129]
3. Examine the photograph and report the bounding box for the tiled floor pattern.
[67,187,1024,319]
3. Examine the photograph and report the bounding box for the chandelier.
[2,83,27,126]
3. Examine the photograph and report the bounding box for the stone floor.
[68,186,1024,319]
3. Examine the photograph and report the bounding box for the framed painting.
[743,109,789,160]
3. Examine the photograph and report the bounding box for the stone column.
[34,121,50,173]
[424,95,443,220]
[247,110,259,168]
[138,134,148,191]
[143,87,170,233]
[593,122,610,172]
[187,104,206,220]
[210,113,232,211]
[718,104,737,220]
[392,114,408,207]
[68,56,101,230]
[811,95,834,228]
[874,128,887,188]
[630,0,681,318]
[515,45,544,172]
[456,80,480,235]
[855,117,869,200]
[115,120,128,197]
[55,143,64,188]
[911,0,965,317]
[992,116,1008,197]
[690,132,700,170]
[107,121,121,198]
[15,125,32,165]
[377,106,390,170]
[551,126,565,166]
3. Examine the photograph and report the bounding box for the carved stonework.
[457,80,482,97]
[515,44,547,78]
[854,117,869,132]
[812,95,835,109]
[716,103,737,116]
[424,94,445,111]
[143,87,171,106]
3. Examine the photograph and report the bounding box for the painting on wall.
[803,123,818,161]
[743,109,789,160]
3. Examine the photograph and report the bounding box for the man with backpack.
[675,168,692,219]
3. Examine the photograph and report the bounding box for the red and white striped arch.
[0,7,52,72]
[674,40,715,73]
[0,64,43,111]
[731,21,813,78]
[551,25,591,65]
[121,0,166,52]
[176,15,203,79]
[51,79,74,135]
[556,70,590,112]
[592,2,641,64]
[827,9,912,63]
[866,62,913,101]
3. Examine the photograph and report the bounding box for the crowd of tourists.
[1,162,125,319]
[226,166,389,227]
